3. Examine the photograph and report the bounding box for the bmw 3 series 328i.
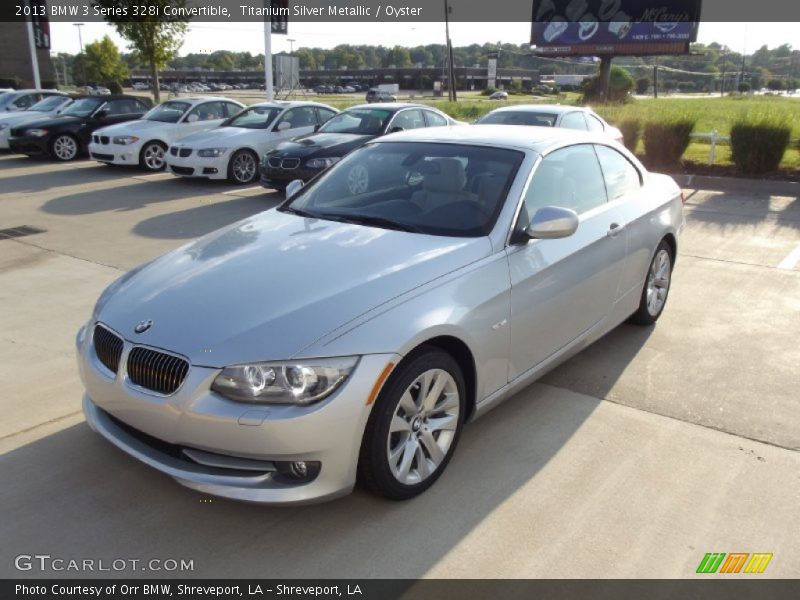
[77,125,683,504]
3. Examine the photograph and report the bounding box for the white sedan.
[88,97,245,171]
[0,94,72,150]
[166,101,338,184]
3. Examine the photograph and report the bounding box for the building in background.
[0,20,56,88]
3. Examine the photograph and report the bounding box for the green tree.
[635,76,650,95]
[83,36,129,87]
[582,65,634,103]
[767,78,784,91]
[93,0,188,102]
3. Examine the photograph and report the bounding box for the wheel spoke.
[419,429,445,465]
[398,390,416,415]
[414,443,431,478]
[390,414,411,433]
[426,413,458,432]
[396,439,417,481]
[423,371,447,412]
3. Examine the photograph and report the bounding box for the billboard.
[531,0,701,56]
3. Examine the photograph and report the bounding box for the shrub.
[635,77,650,95]
[730,115,792,174]
[738,82,751,93]
[618,118,641,153]
[481,86,497,96]
[643,117,696,170]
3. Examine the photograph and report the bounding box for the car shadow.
[132,193,284,240]
[0,378,603,579]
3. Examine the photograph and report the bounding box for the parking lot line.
[777,242,800,270]
[223,186,262,195]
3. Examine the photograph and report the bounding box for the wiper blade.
[320,213,423,233]
[280,206,321,219]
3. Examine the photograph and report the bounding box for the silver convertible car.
[77,126,684,504]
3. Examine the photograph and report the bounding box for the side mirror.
[186,113,199,123]
[94,109,108,120]
[388,126,404,133]
[276,121,292,132]
[285,179,304,199]
[525,206,579,240]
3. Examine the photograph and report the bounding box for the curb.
[676,174,800,196]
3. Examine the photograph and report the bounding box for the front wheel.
[630,240,673,325]
[51,134,79,161]
[358,349,465,500]
[227,149,258,184]
[139,141,167,171]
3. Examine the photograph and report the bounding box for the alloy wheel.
[53,135,78,161]
[142,143,166,171]
[386,368,460,485]
[231,151,257,183]
[646,248,671,317]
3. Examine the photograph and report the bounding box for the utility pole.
[653,56,658,98]
[25,16,41,89]
[73,23,86,86]
[263,21,273,101]
[720,47,727,96]
[287,38,295,54]
[444,0,456,101]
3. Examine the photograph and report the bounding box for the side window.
[594,145,642,200]
[586,114,605,133]
[390,109,425,131]
[521,144,608,220]
[103,99,131,115]
[423,110,448,127]
[278,107,318,129]
[14,94,39,109]
[133,99,149,113]
[560,111,588,131]
[316,107,337,125]
[187,101,226,122]
[223,102,243,118]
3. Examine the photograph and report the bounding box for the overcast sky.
[49,21,795,58]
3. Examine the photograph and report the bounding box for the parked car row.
[3,97,625,193]
[315,84,371,94]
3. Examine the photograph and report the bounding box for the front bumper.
[89,141,142,166]
[8,135,49,156]
[77,322,397,504]
[166,150,229,180]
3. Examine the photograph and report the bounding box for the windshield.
[281,142,523,237]
[476,111,557,127]
[318,108,392,135]
[224,106,281,129]
[144,101,191,123]
[0,93,23,109]
[61,98,104,117]
[28,96,68,112]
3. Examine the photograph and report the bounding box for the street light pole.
[287,38,295,54]
[25,16,41,89]
[74,23,86,85]
[443,0,456,101]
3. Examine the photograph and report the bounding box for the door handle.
[607,222,625,237]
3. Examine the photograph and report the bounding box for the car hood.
[93,119,161,137]
[97,210,490,367]
[13,114,82,131]
[172,126,255,147]
[0,110,57,126]
[271,132,375,158]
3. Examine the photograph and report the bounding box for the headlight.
[26,128,48,137]
[211,356,359,405]
[306,157,341,169]
[198,147,227,158]
[113,135,139,145]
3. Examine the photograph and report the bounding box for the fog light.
[202,167,218,175]
[275,460,321,482]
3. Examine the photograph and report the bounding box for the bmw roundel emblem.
[134,320,153,334]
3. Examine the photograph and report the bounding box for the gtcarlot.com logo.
[696,552,773,574]
[14,554,194,572]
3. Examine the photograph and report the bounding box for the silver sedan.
[77,125,683,504]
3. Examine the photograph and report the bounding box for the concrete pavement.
[0,153,797,578]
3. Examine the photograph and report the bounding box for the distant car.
[0,94,73,150]
[474,104,624,144]
[342,86,356,93]
[166,101,339,185]
[0,89,62,112]
[88,97,245,172]
[366,89,397,103]
[260,103,459,191]
[94,87,112,96]
[8,95,152,161]
[489,91,509,100]
[132,82,149,91]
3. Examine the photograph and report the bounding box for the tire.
[629,239,674,325]
[50,134,79,161]
[227,149,258,184]
[139,141,167,172]
[358,348,466,500]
